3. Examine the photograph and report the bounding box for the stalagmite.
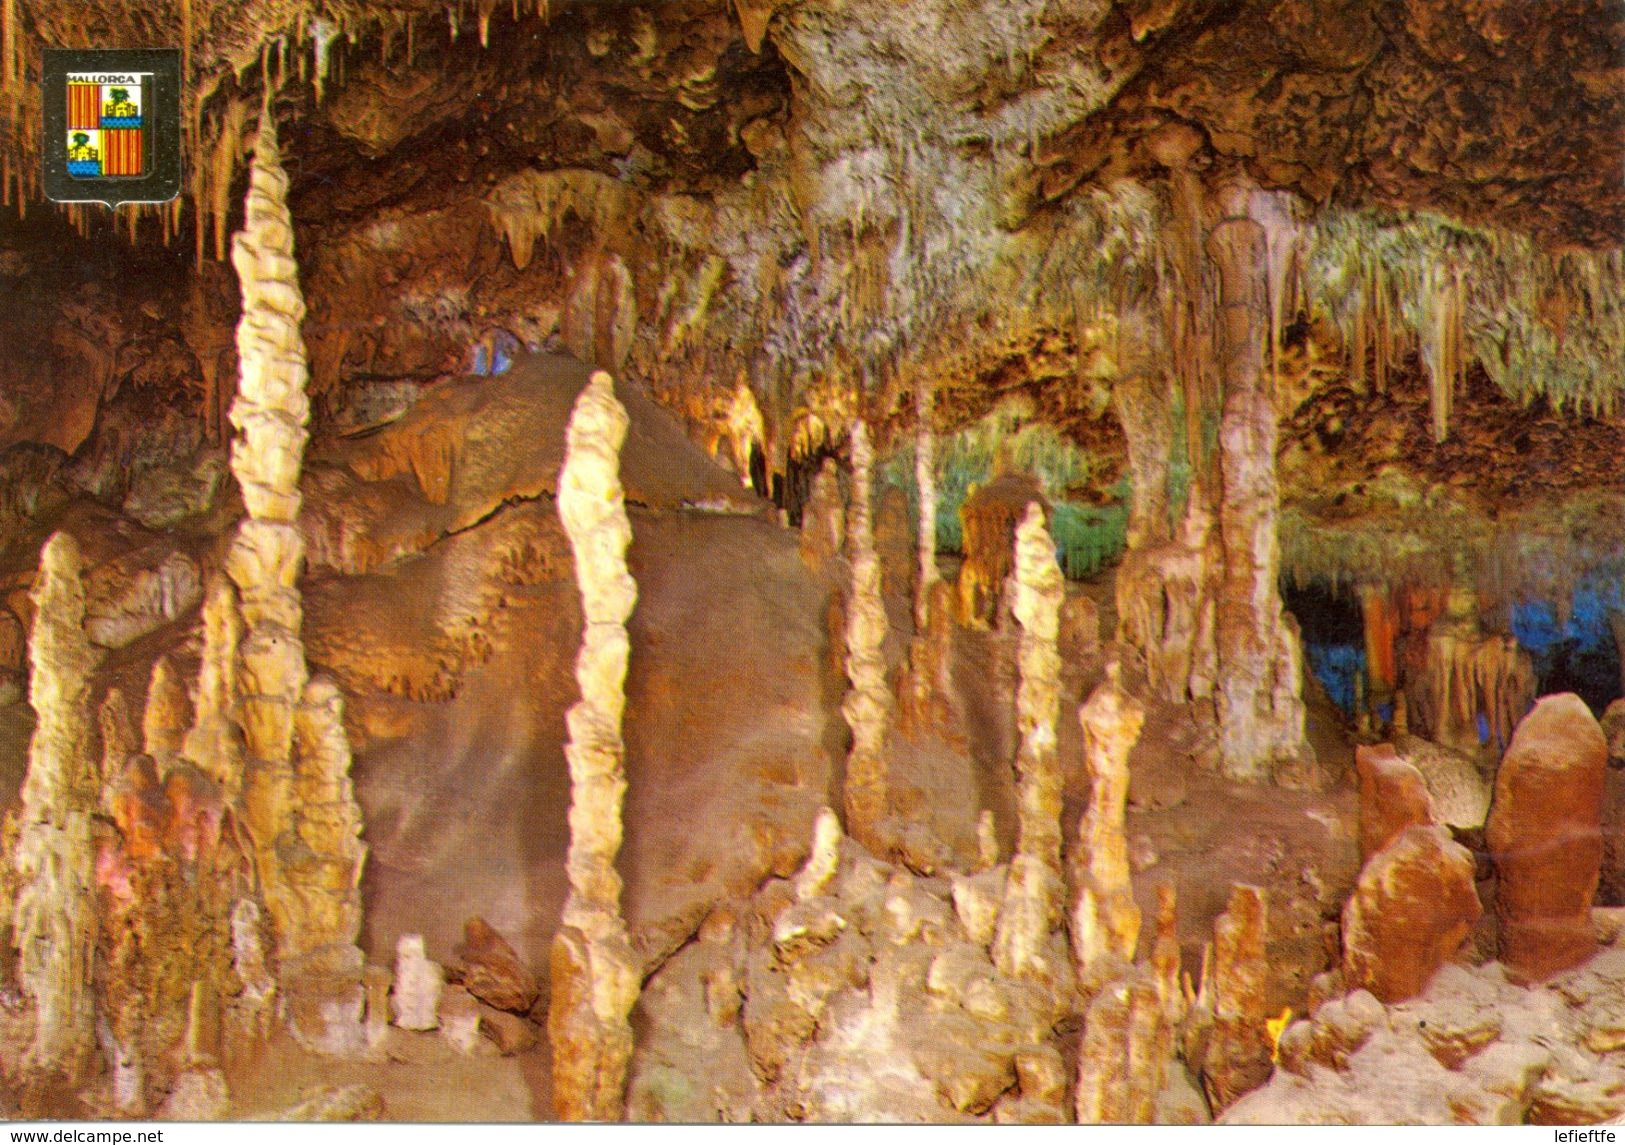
[798,457,845,569]
[993,503,1064,978]
[1487,694,1607,981]
[1072,664,1147,984]
[914,376,940,630]
[1207,180,1310,782]
[549,369,640,1122]
[1342,824,1480,1003]
[226,103,316,960]
[11,533,102,1079]
[98,689,138,800]
[285,677,367,957]
[795,807,841,902]
[1192,884,1273,1113]
[183,575,244,802]
[225,104,367,1005]
[143,654,192,763]
[841,420,896,853]
[391,935,443,1031]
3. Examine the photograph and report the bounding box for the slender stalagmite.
[841,419,895,851]
[994,502,1064,978]
[225,105,365,966]
[1072,663,1147,984]
[1207,179,1310,782]
[549,370,640,1121]
[11,533,102,1078]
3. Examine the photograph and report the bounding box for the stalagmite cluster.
[841,420,896,853]
[993,503,1064,980]
[10,533,102,1080]
[549,369,641,1122]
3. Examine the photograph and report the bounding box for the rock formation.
[391,935,442,1031]
[955,474,1045,628]
[797,458,845,570]
[1072,665,1147,984]
[913,376,940,631]
[1234,949,1625,1125]
[840,420,895,853]
[1354,743,1436,861]
[10,533,102,1079]
[1190,884,1273,1113]
[1208,182,1311,783]
[993,504,1064,979]
[182,574,244,801]
[549,369,640,1122]
[1486,693,1608,981]
[1342,824,1481,1003]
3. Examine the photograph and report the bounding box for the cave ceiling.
[0,0,1620,544]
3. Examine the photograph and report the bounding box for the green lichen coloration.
[1307,209,1625,417]
[882,398,1127,579]
[1281,473,1625,611]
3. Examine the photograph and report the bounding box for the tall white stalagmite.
[11,533,102,1077]
[225,105,365,966]
[549,369,640,1122]
[842,419,895,851]
[1072,665,1147,984]
[993,502,1065,978]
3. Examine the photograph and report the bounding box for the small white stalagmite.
[549,370,641,1122]
[11,533,103,1078]
[993,502,1065,978]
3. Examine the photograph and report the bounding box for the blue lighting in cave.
[470,331,522,376]
[1510,569,1624,715]
[1306,643,1366,717]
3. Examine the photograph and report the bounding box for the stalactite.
[1,0,14,92]
[1071,664,1147,987]
[549,370,640,1122]
[993,503,1064,980]
[11,533,102,1080]
[841,419,896,853]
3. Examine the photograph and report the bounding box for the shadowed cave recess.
[0,0,1622,1126]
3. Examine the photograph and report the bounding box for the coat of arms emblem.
[43,49,182,206]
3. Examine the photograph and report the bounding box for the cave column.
[549,370,640,1122]
[841,419,896,852]
[1207,178,1310,782]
